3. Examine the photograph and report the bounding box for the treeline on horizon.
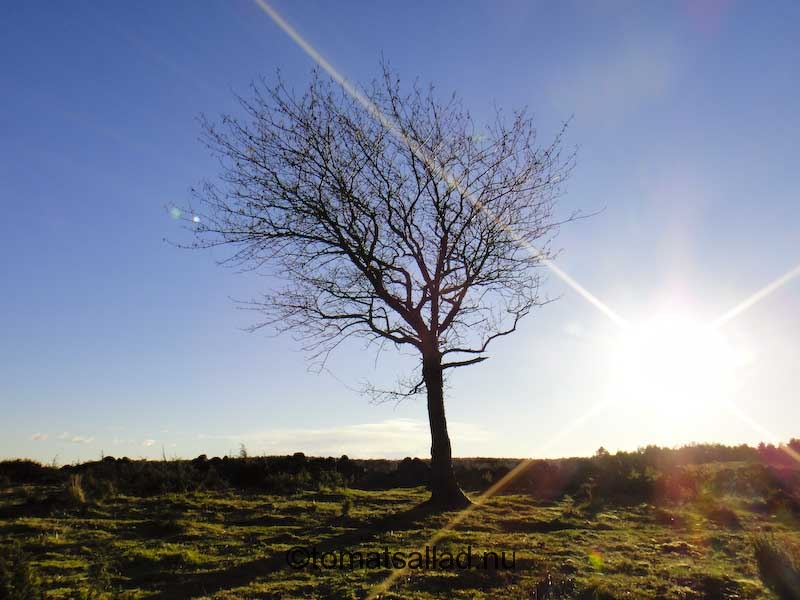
[1,440,798,511]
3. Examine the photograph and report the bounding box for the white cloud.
[70,436,94,444]
[30,432,48,441]
[56,431,94,444]
[142,439,156,447]
[198,419,492,459]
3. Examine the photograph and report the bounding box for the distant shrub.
[223,459,269,489]
[0,460,55,485]
[201,467,225,490]
[64,474,86,506]
[395,457,430,487]
[262,470,312,494]
[77,472,116,503]
[91,477,117,503]
[323,469,349,489]
[753,534,800,600]
[1,440,791,509]
[655,467,699,503]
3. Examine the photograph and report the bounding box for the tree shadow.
[136,503,438,598]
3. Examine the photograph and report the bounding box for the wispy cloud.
[142,439,156,447]
[197,419,492,459]
[30,432,48,441]
[56,432,94,444]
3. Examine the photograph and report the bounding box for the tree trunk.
[422,351,471,509]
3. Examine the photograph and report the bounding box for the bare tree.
[186,66,574,508]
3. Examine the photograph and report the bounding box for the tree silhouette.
[187,66,574,508]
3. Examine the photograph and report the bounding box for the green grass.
[2,482,799,599]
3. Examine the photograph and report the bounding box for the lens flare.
[588,549,604,570]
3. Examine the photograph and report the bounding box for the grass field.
[2,475,799,599]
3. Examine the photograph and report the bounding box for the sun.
[607,310,743,416]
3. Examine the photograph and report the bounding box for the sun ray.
[723,402,800,465]
[364,397,614,600]
[711,260,800,329]
[251,0,628,328]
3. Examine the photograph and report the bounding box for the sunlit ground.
[2,481,798,599]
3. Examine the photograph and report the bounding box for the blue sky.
[2,0,798,463]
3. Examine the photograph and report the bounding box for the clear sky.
[2,0,798,464]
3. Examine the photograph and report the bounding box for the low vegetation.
[1,441,798,598]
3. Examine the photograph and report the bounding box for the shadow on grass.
[134,503,438,599]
